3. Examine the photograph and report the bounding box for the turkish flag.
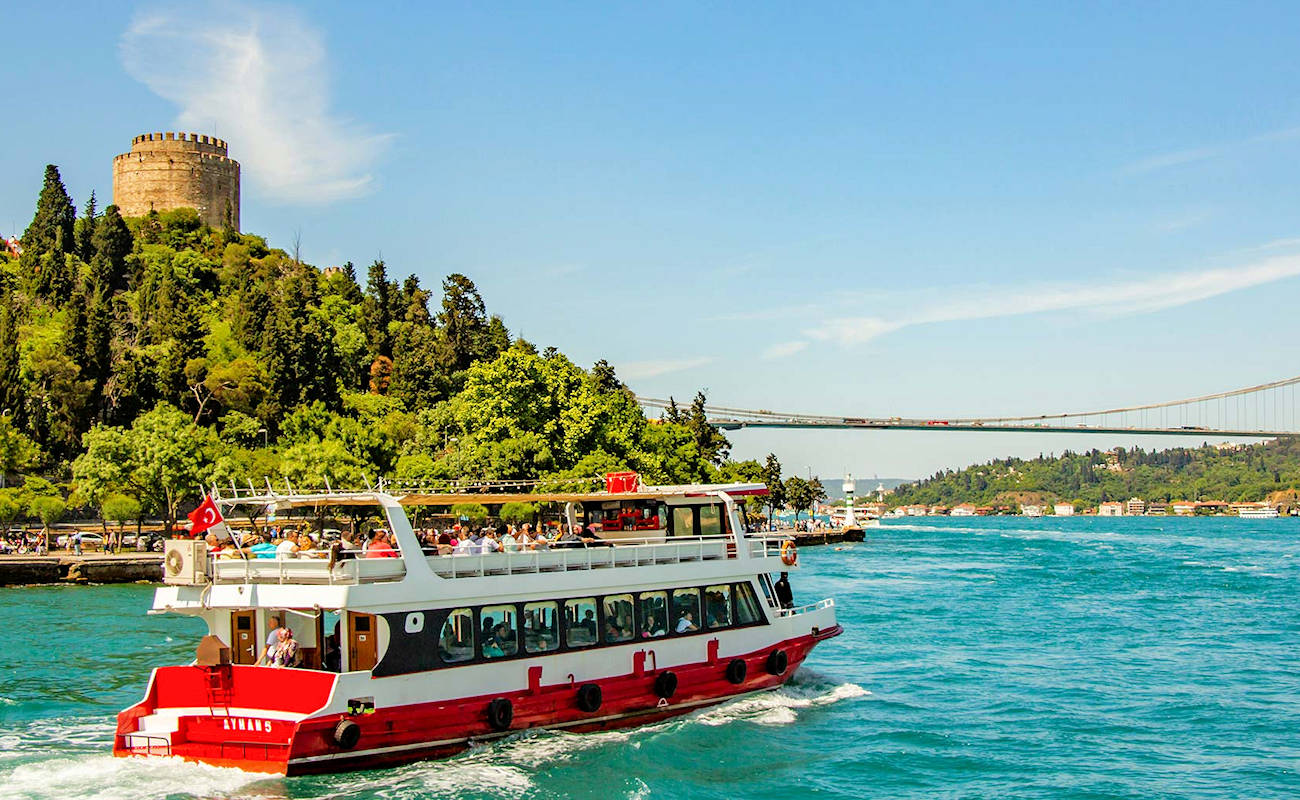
[187,495,225,537]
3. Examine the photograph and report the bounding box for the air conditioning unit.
[163,539,209,585]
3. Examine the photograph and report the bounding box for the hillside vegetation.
[888,438,1300,509]
[0,165,753,529]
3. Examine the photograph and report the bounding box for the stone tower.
[112,132,240,230]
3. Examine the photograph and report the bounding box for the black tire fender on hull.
[653,670,679,699]
[576,683,603,713]
[486,697,513,731]
[766,649,788,676]
[333,719,361,750]
[725,658,748,685]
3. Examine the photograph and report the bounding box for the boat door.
[231,610,258,664]
[348,612,378,671]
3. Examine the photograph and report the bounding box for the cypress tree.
[20,165,77,301]
[0,299,22,423]
[90,204,133,295]
[74,190,98,263]
[363,259,394,359]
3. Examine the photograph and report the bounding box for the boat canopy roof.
[212,482,768,511]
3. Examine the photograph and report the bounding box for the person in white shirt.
[501,526,522,553]
[453,535,475,555]
[480,530,502,554]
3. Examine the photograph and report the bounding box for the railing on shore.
[209,534,792,585]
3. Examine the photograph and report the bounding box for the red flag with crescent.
[187,495,225,537]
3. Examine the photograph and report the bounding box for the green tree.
[784,476,813,524]
[761,453,785,527]
[29,495,66,551]
[72,403,217,532]
[74,190,98,263]
[0,489,23,531]
[20,165,77,301]
[451,502,488,526]
[280,439,367,489]
[0,414,39,486]
[498,501,536,525]
[101,494,142,535]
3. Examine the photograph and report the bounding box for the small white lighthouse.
[843,473,856,527]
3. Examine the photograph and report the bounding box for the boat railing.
[208,534,780,584]
[774,597,835,618]
[427,534,763,579]
[119,732,172,756]
[211,554,406,585]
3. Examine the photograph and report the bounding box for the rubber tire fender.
[725,658,748,685]
[653,670,679,699]
[486,697,513,731]
[766,649,789,676]
[333,719,361,750]
[576,683,603,713]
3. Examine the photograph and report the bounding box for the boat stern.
[114,664,338,774]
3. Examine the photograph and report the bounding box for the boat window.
[671,506,694,538]
[734,582,764,625]
[565,597,598,648]
[704,585,733,629]
[524,602,560,654]
[602,594,634,643]
[438,608,475,664]
[638,591,667,638]
[479,605,518,659]
[699,505,723,536]
[671,587,701,634]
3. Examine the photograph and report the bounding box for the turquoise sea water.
[0,516,1296,799]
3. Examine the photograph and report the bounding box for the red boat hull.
[115,626,841,775]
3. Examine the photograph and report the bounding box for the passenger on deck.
[258,615,282,664]
[269,627,301,668]
[675,610,698,633]
[501,526,522,552]
[204,533,225,555]
[580,609,598,638]
[275,536,299,558]
[251,535,277,559]
[365,530,398,558]
[774,572,794,609]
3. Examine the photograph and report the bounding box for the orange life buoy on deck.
[780,540,798,566]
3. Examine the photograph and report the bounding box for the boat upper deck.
[207,534,789,586]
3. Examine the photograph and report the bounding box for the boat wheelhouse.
[114,479,841,775]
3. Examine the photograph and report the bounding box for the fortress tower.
[112,132,240,230]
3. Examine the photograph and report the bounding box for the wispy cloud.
[1122,124,1300,176]
[619,357,716,380]
[763,340,810,359]
[121,3,393,204]
[797,252,1300,348]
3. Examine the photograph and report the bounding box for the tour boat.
[113,477,841,775]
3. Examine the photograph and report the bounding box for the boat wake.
[0,672,866,800]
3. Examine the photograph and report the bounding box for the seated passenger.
[250,535,277,559]
[493,622,516,655]
[675,610,698,633]
[581,609,598,638]
[296,532,319,557]
[275,536,299,558]
[365,530,399,558]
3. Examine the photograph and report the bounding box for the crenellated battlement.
[114,131,240,229]
[128,131,228,155]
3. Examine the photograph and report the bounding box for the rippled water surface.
[2,516,1297,799]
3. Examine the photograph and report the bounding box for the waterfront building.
[1021,505,1044,517]
[1233,502,1280,518]
[1172,501,1197,516]
[1125,498,1147,516]
[1146,502,1168,516]
[1098,502,1124,517]
[951,504,976,517]
[1053,503,1075,517]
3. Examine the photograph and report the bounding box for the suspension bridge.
[638,374,1300,438]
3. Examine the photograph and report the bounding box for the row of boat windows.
[437,582,766,664]
[582,502,728,536]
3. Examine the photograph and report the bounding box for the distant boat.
[1237,506,1280,518]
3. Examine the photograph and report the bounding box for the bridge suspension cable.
[636,373,1300,437]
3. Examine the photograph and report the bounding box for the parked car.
[56,532,105,550]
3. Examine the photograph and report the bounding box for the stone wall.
[112,132,241,230]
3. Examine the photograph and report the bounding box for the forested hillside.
[0,165,750,529]
[889,438,1300,509]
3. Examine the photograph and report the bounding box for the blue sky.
[3,1,1298,479]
